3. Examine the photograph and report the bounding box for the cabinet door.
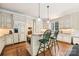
[0,13,13,28]
[18,23,26,42]
[1,14,7,28]
[13,34,19,43]
[13,14,26,42]
[6,14,13,28]
[6,35,13,45]
[19,34,26,42]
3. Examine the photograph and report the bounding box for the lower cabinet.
[19,33,26,42]
[6,35,14,45]
[5,34,19,45]
[0,37,5,54]
[13,33,26,43]
[0,33,26,54]
[13,33,19,43]
[58,33,71,43]
[5,33,26,45]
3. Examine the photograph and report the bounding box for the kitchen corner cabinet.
[0,13,13,29]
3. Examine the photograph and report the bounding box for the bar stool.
[50,30,59,55]
[37,30,52,56]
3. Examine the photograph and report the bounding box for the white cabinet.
[13,14,26,42]
[13,33,19,43]
[73,37,79,44]
[18,23,26,42]
[4,34,19,45]
[6,14,13,28]
[58,34,71,43]
[0,37,5,54]
[63,15,71,28]
[58,15,72,29]
[1,14,6,28]
[5,34,20,45]
[5,34,14,45]
[0,13,13,28]
[19,33,26,42]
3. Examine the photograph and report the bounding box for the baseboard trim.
[0,41,26,56]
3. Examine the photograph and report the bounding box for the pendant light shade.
[46,5,50,23]
[47,20,49,23]
[37,3,41,21]
[37,18,41,21]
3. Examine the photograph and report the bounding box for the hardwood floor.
[2,42,31,56]
[38,41,72,56]
[1,41,72,56]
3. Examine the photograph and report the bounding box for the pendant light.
[47,5,50,23]
[37,3,41,21]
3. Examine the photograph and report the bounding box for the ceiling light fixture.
[37,3,41,21]
[46,5,50,23]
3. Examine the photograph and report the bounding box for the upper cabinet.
[0,12,13,29]
[50,15,72,30]
[13,14,26,28]
[58,15,72,29]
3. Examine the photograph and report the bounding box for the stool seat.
[50,37,56,39]
[39,39,49,44]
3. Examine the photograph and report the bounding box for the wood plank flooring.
[1,41,72,56]
[38,42,72,56]
[2,42,31,56]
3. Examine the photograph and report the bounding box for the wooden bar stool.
[37,30,52,56]
[50,30,59,55]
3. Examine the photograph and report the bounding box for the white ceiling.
[0,3,79,19]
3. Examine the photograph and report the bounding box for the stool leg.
[48,42,52,56]
[51,41,53,47]
[43,44,45,56]
[56,40,59,50]
[37,43,41,56]
[53,41,56,55]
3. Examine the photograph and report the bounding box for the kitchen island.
[27,33,43,56]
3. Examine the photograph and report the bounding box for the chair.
[50,30,59,55]
[37,30,52,56]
